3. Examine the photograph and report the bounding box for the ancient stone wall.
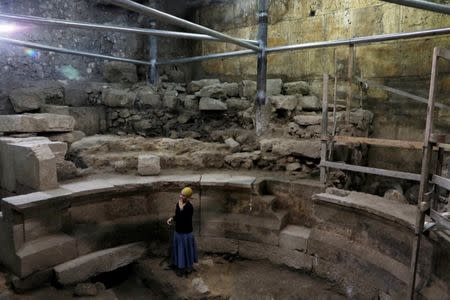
[192,0,450,173]
[0,0,193,94]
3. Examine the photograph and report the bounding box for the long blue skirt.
[172,231,198,269]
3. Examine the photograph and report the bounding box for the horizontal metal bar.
[0,36,150,65]
[106,0,260,51]
[381,0,450,15]
[432,175,450,190]
[0,13,258,44]
[267,27,450,53]
[356,76,450,111]
[159,27,450,65]
[158,50,255,65]
[430,209,450,231]
[321,160,421,181]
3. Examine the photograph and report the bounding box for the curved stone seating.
[0,174,448,299]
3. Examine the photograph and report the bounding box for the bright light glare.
[0,23,19,33]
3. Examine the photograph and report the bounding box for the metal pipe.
[0,35,151,65]
[158,27,450,65]
[148,20,158,85]
[106,0,260,51]
[255,0,268,136]
[0,13,258,44]
[381,0,450,15]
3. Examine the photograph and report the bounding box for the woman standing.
[167,187,198,277]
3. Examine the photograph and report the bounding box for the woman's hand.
[167,217,174,226]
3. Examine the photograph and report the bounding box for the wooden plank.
[330,135,424,149]
[320,74,329,184]
[321,160,421,181]
[432,175,450,191]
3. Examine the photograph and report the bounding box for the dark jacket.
[173,201,193,233]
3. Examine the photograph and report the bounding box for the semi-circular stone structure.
[0,173,448,298]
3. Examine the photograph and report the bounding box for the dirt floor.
[0,255,345,300]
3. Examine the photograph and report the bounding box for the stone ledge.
[313,192,416,231]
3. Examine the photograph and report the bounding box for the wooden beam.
[432,175,450,190]
[330,135,423,149]
[320,160,421,181]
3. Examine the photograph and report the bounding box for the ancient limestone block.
[9,88,45,113]
[226,97,251,111]
[103,61,138,83]
[298,95,320,111]
[199,98,227,111]
[101,88,134,107]
[64,82,89,107]
[293,115,321,126]
[197,84,227,99]
[0,114,75,133]
[183,95,199,110]
[137,88,161,107]
[46,131,86,145]
[283,81,310,95]
[267,79,283,96]
[162,90,178,109]
[187,79,220,93]
[271,139,321,159]
[54,242,146,285]
[224,82,239,97]
[239,80,257,98]
[286,162,302,172]
[225,138,240,152]
[279,225,310,251]
[269,95,299,111]
[138,154,161,176]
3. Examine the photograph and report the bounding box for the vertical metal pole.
[148,20,158,84]
[346,44,354,124]
[255,0,268,136]
[407,47,440,300]
[320,74,329,184]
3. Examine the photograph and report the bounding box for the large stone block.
[187,79,220,93]
[138,154,161,176]
[267,79,283,96]
[54,242,146,285]
[199,97,227,111]
[9,81,64,112]
[0,114,75,133]
[279,225,310,251]
[103,61,138,83]
[102,88,135,107]
[269,95,299,111]
[137,87,161,107]
[263,138,321,159]
[239,80,257,98]
[197,84,227,99]
[298,95,321,111]
[16,234,77,277]
[283,81,310,95]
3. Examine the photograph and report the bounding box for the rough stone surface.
[298,95,320,111]
[283,81,310,95]
[187,79,220,93]
[46,131,86,144]
[239,80,257,98]
[293,115,321,126]
[270,95,298,111]
[74,283,98,297]
[0,114,75,133]
[279,225,310,251]
[102,88,134,107]
[198,84,227,99]
[199,98,227,111]
[54,242,146,285]
[384,189,409,204]
[226,98,251,110]
[225,138,240,152]
[268,139,321,159]
[9,87,46,113]
[137,87,161,107]
[267,79,283,96]
[138,154,161,176]
[103,61,138,84]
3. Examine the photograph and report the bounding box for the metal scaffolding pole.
[106,0,260,51]
[255,0,269,136]
[158,27,450,65]
[0,36,151,65]
[148,19,158,85]
[380,0,450,15]
[0,13,258,44]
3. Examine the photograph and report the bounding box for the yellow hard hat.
[181,187,193,198]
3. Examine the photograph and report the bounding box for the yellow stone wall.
[192,1,450,172]
[194,0,449,81]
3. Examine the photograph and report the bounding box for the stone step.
[16,234,77,278]
[260,195,276,209]
[54,242,147,285]
[279,225,311,252]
